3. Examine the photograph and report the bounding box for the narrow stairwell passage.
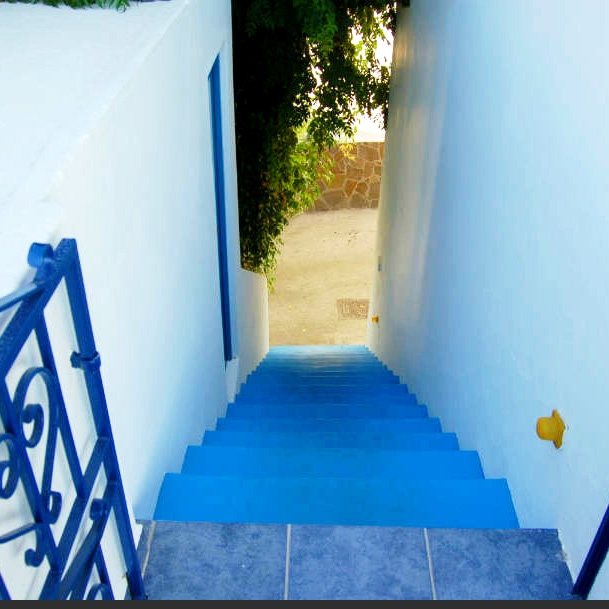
[145,346,576,600]
[154,346,518,528]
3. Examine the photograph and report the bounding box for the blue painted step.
[263,348,381,355]
[234,392,416,406]
[267,345,370,353]
[239,384,411,396]
[261,352,381,356]
[254,364,391,373]
[246,374,400,384]
[259,365,384,370]
[203,430,460,451]
[258,354,385,362]
[261,353,384,366]
[265,349,372,355]
[153,345,520,530]
[226,403,428,419]
[181,445,483,479]
[216,416,442,434]
[261,354,381,357]
[260,359,382,365]
[154,475,519,529]
[253,370,392,380]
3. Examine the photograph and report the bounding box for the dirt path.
[269,208,378,346]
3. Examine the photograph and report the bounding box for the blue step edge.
[215,416,443,434]
[202,431,460,451]
[226,404,429,419]
[181,445,485,479]
[153,475,520,529]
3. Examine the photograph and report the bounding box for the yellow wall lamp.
[537,410,566,449]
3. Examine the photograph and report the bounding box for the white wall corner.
[225,356,240,407]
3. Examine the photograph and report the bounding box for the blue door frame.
[209,55,233,363]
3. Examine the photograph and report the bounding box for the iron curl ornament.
[0,367,64,573]
[0,434,19,500]
[14,367,64,524]
[0,240,145,600]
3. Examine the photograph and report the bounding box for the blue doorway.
[209,55,233,363]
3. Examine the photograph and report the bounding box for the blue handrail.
[0,240,145,600]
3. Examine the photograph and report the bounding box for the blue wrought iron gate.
[0,240,145,600]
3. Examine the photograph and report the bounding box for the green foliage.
[5,0,403,280]
[233,0,406,277]
[0,0,130,8]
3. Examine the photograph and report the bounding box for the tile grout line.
[284,524,292,601]
[424,528,438,601]
[141,521,157,580]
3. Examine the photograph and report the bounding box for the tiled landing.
[140,522,578,600]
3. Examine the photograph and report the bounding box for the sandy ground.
[269,209,379,346]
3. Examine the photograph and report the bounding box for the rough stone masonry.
[311,142,384,212]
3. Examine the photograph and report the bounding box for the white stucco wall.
[224,269,269,404]
[369,0,609,599]
[0,0,267,599]
[236,269,270,389]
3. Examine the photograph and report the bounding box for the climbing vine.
[0,0,130,7]
[233,0,407,278]
[3,0,408,279]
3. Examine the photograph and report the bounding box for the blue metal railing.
[573,502,609,600]
[0,239,145,600]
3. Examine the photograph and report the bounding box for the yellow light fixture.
[536,410,566,449]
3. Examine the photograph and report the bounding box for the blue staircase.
[154,346,519,529]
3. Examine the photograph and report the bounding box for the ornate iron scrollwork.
[14,367,63,523]
[0,240,145,600]
[0,434,19,499]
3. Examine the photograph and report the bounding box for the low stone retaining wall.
[311,142,384,211]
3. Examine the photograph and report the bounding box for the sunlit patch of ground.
[269,209,378,346]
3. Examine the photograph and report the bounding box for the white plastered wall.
[236,269,270,390]
[368,0,609,599]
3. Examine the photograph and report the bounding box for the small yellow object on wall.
[372,316,380,324]
[536,410,566,449]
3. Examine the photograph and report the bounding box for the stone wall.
[311,142,384,211]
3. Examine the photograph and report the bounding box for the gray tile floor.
[140,522,578,601]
